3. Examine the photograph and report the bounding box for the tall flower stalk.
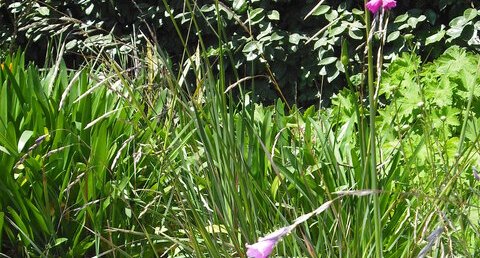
[364,0,396,257]
[365,3,382,257]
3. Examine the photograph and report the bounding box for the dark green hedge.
[1,0,478,106]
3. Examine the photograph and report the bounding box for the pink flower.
[366,0,397,13]
[383,0,397,10]
[246,239,277,258]
[246,226,291,258]
[366,0,382,13]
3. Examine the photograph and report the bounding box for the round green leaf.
[394,14,409,23]
[329,25,346,37]
[449,16,467,27]
[325,10,338,21]
[37,6,50,16]
[267,10,280,21]
[463,8,478,22]
[352,8,364,15]
[387,31,400,42]
[289,33,303,45]
[425,29,445,45]
[242,41,258,53]
[66,40,78,50]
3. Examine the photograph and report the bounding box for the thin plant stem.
[364,1,383,257]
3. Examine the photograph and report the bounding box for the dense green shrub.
[1,0,479,105]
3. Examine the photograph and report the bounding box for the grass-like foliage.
[1,2,480,257]
[1,45,479,257]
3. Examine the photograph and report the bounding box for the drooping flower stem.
[364,1,383,257]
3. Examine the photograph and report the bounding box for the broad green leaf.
[249,8,264,25]
[327,68,339,82]
[18,130,33,153]
[8,2,21,9]
[394,14,409,23]
[0,130,16,155]
[425,29,445,45]
[425,76,452,107]
[242,41,258,53]
[36,6,49,16]
[271,174,281,199]
[288,33,303,45]
[352,8,364,15]
[54,238,68,247]
[65,39,78,50]
[468,206,480,227]
[270,32,284,41]
[267,10,280,20]
[329,24,346,37]
[349,28,363,40]
[407,16,426,29]
[319,57,337,66]
[449,16,467,27]
[7,207,30,246]
[125,207,132,218]
[463,8,478,22]
[445,137,460,159]
[25,201,51,234]
[387,31,400,42]
[85,4,95,15]
[200,4,215,12]
[465,118,480,142]
[305,0,326,19]
[3,64,26,105]
[325,10,338,21]
[232,0,246,11]
[310,5,330,17]
[0,145,9,155]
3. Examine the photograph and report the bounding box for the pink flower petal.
[383,0,397,10]
[366,0,383,13]
[259,226,291,241]
[246,226,291,258]
[246,239,277,258]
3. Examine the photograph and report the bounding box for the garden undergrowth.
[0,43,479,257]
[1,1,480,256]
